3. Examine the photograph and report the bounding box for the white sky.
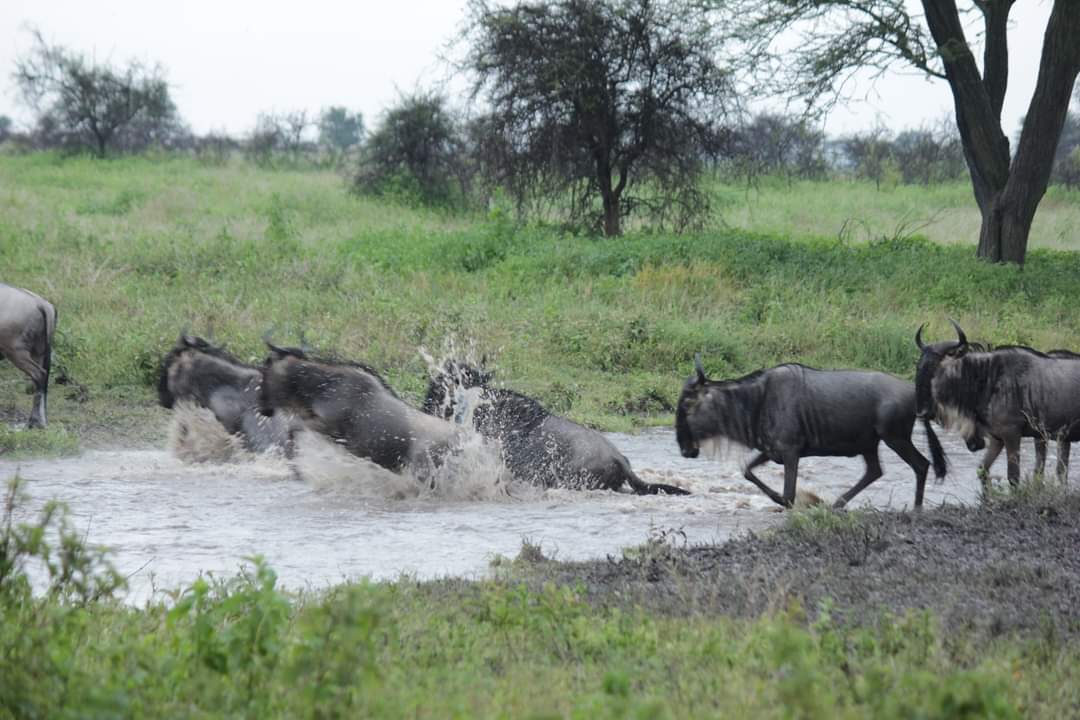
[0,0,1057,140]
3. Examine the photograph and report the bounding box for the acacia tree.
[725,0,1080,264]
[354,91,465,205]
[13,29,178,158]
[318,106,364,165]
[462,0,735,236]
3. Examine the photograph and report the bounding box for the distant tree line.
[4,3,1080,253]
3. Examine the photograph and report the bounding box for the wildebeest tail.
[626,469,690,496]
[922,418,948,480]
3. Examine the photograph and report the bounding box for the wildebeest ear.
[182,333,198,347]
[694,354,707,384]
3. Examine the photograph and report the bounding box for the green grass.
[0,488,1072,720]
[11,570,1074,718]
[2,153,1080,442]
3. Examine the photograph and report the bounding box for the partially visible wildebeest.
[915,321,1080,486]
[676,357,948,509]
[422,359,689,495]
[259,343,461,479]
[158,334,295,457]
[0,283,57,428]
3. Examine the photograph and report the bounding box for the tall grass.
[2,153,1080,440]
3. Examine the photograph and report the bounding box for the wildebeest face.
[675,357,710,459]
[913,321,967,420]
[158,334,212,408]
[259,344,297,418]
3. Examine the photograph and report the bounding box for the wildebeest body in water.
[423,359,689,495]
[259,344,462,483]
[676,357,947,508]
[158,334,296,458]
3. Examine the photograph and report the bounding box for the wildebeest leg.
[882,436,930,509]
[782,453,800,508]
[833,448,884,509]
[1005,435,1022,488]
[977,437,1004,491]
[5,347,48,428]
[1057,440,1070,483]
[742,452,786,507]
[1034,438,1048,479]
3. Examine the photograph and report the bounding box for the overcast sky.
[0,0,1057,140]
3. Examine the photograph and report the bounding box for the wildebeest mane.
[267,344,401,398]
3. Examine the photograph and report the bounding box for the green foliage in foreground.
[2,154,1080,435]
[1,475,1078,719]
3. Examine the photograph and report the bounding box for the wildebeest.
[676,357,948,508]
[158,334,295,457]
[0,283,57,428]
[259,343,461,479]
[422,359,689,495]
[915,321,1080,486]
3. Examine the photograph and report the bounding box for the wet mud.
[523,487,1080,638]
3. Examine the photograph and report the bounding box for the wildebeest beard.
[676,371,764,461]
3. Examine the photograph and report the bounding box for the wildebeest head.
[674,355,710,458]
[914,320,986,451]
[158,333,249,409]
[422,357,493,421]
[258,341,306,418]
[913,319,969,420]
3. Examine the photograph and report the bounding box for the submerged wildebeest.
[422,359,689,495]
[676,357,948,509]
[158,334,295,456]
[259,343,461,479]
[915,321,1080,486]
[0,283,57,428]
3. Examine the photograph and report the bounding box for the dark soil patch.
[519,488,1080,638]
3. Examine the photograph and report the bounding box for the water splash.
[291,430,516,502]
[168,403,254,464]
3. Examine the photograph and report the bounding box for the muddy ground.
[510,486,1080,638]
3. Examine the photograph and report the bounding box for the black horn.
[948,318,968,346]
[915,323,926,351]
[694,353,707,384]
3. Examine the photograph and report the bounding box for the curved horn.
[915,323,927,351]
[948,318,968,346]
[262,331,288,358]
[694,353,707,384]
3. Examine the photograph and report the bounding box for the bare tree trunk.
[602,189,621,236]
[923,0,1080,265]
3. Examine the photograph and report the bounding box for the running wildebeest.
[158,334,295,457]
[259,343,461,479]
[915,321,1080,486]
[676,357,948,509]
[423,359,689,495]
[0,283,57,428]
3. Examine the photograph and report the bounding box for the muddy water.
[0,423,1053,602]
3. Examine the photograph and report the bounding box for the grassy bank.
[4,476,1079,719]
[2,153,1080,452]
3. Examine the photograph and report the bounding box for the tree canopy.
[13,29,180,158]
[462,0,736,236]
